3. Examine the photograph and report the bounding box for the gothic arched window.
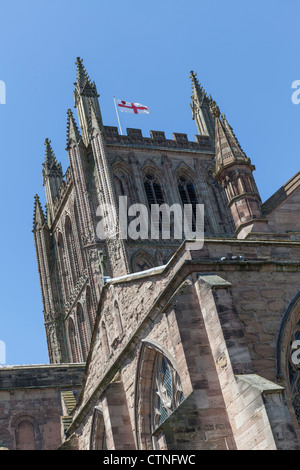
[74,204,84,271]
[86,285,95,330]
[287,328,300,424]
[65,215,80,286]
[151,354,185,431]
[177,174,198,231]
[113,300,123,341]
[77,303,89,361]
[132,251,156,273]
[101,321,110,358]
[113,165,136,207]
[90,408,107,450]
[135,342,185,450]
[114,175,125,197]
[57,232,70,302]
[144,173,164,207]
[68,317,80,363]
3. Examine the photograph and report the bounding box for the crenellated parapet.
[103,126,212,152]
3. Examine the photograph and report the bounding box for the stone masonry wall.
[0,364,85,450]
[64,239,300,450]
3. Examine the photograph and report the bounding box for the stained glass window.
[289,328,300,424]
[152,354,184,430]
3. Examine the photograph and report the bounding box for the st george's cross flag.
[116,99,150,114]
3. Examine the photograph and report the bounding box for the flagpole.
[113,96,123,135]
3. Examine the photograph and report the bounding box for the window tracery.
[289,328,300,423]
[144,173,164,206]
[151,354,185,431]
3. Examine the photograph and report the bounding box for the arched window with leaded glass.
[277,294,300,436]
[288,329,300,423]
[135,341,185,450]
[151,354,185,431]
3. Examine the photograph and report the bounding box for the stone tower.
[33,59,243,365]
[2,59,300,451]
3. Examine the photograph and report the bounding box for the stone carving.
[64,269,88,315]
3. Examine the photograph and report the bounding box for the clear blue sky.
[0,0,299,365]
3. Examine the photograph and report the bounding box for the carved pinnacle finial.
[33,193,46,228]
[66,108,81,145]
[43,138,59,168]
[190,70,210,101]
[190,70,197,83]
[75,57,91,86]
[43,139,63,179]
[44,138,54,157]
[209,99,220,118]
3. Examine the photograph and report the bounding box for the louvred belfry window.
[178,175,198,230]
[144,173,165,235]
[144,173,165,206]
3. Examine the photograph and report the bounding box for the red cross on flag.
[116,99,150,114]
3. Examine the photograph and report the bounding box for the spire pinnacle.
[190,70,210,102]
[44,138,55,166]
[73,57,102,145]
[189,70,215,142]
[66,109,81,146]
[75,57,92,88]
[74,57,99,97]
[33,194,46,229]
[214,111,250,178]
[43,139,62,175]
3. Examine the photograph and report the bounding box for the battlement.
[104,126,212,152]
